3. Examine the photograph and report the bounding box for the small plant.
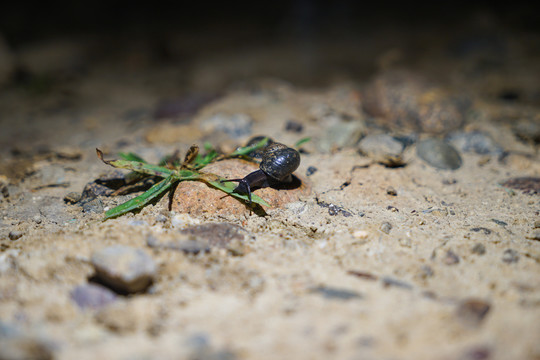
[97,137,309,220]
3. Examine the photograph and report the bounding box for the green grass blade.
[97,149,174,178]
[118,152,147,162]
[104,175,177,219]
[294,137,311,148]
[193,149,219,169]
[203,175,270,207]
[229,137,270,157]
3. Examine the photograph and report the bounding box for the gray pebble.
[443,250,460,265]
[491,219,508,227]
[200,113,253,139]
[317,120,364,152]
[358,134,405,166]
[155,214,168,223]
[81,198,104,213]
[311,286,362,300]
[471,243,486,255]
[70,283,117,309]
[502,249,519,263]
[64,192,81,204]
[416,138,462,170]
[447,131,503,156]
[91,245,157,293]
[380,222,393,234]
[148,223,249,256]
[305,166,318,176]
[8,231,23,241]
[381,277,413,290]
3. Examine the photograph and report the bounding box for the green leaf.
[97,149,174,178]
[229,137,270,157]
[118,152,147,163]
[104,175,177,219]
[193,149,219,169]
[203,175,270,207]
[294,137,311,148]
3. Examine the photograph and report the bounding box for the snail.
[222,141,300,204]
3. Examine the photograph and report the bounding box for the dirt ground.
[1,4,540,360]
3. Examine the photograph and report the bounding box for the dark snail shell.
[246,136,274,160]
[260,143,300,181]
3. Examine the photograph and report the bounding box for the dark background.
[2,1,539,47]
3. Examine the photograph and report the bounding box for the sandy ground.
[0,20,539,360]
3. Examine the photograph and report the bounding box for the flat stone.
[171,159,311,216]
[70,283,117,310]
[91,245,157,294]
[447,131,503,156]
[362,70,469,134]
[416,138,462,170]
[148,222,250,255]
[358,134,405,166]
[456,298,491,327]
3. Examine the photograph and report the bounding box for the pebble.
[311,286,362,300]
[91,245,157,293]
[284,120,304,133]
[81,198,104,214]
[502,249,519,264]
[447,131,503,156]
[386,186,397,196]
[94,302,138,333]
[317,120,364,152]
[380,222,393,234]
[443,250,460,265]
[0,175,9,199]
[471,227,492,235]
[8,231,23,241]
[199,113,253,139]
[70,283,118,310]
[148,222,250,256]
[491,219,508,227]
[456,298,491,327]
[471,243,486,255]
[362,70,469,134]
[347,270,378,281]
[381,277,413,290]
[305,166,318,176]
[64,192,81,204]
[352,230,369,239]
[358,134,405,166]
[316,200,353,217]
[171,159,311,216]
[416,138,462,170]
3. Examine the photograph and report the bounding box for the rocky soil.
[0,13,539,360]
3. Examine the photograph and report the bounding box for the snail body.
[223,142,300,203]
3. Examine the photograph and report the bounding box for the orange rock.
[171,159,311,216]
